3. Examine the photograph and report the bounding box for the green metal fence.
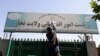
[6,39,88,56]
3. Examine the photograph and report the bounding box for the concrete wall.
[0,39,9,56]
[87,41,98,56]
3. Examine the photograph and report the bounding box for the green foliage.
[90,0,100,20]
[92,14,100,20]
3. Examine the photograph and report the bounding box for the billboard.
[4,12,99,34]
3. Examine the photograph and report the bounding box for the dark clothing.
[0,52,2,56]
[46,32,58,47]
[49,46,58,56]
[46,32,59,56]
[46,32,54,42]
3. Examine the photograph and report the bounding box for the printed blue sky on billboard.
[4,12,99,34]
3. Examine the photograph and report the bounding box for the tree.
[90,0,100,20]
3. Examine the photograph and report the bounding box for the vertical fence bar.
[7,32,12,56]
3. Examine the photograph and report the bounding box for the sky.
[0,0,100,47]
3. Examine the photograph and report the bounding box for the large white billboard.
[4,12,99,34]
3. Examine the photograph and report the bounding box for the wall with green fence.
[7,39,88,56]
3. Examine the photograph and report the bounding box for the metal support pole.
[9,32,12,39]
[84,34,88,42]
[7,32,12,56]
[91,34,93,41]
[84,33,89,56]
[3,32,8,39]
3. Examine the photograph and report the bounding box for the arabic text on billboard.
[4,12,98,34]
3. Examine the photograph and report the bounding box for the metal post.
[3,33,8,39]
[84,34,88,42]
[84,33,89,56]
[91,34,93,41]
[9,32,12,39]
[7,32,12,56]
